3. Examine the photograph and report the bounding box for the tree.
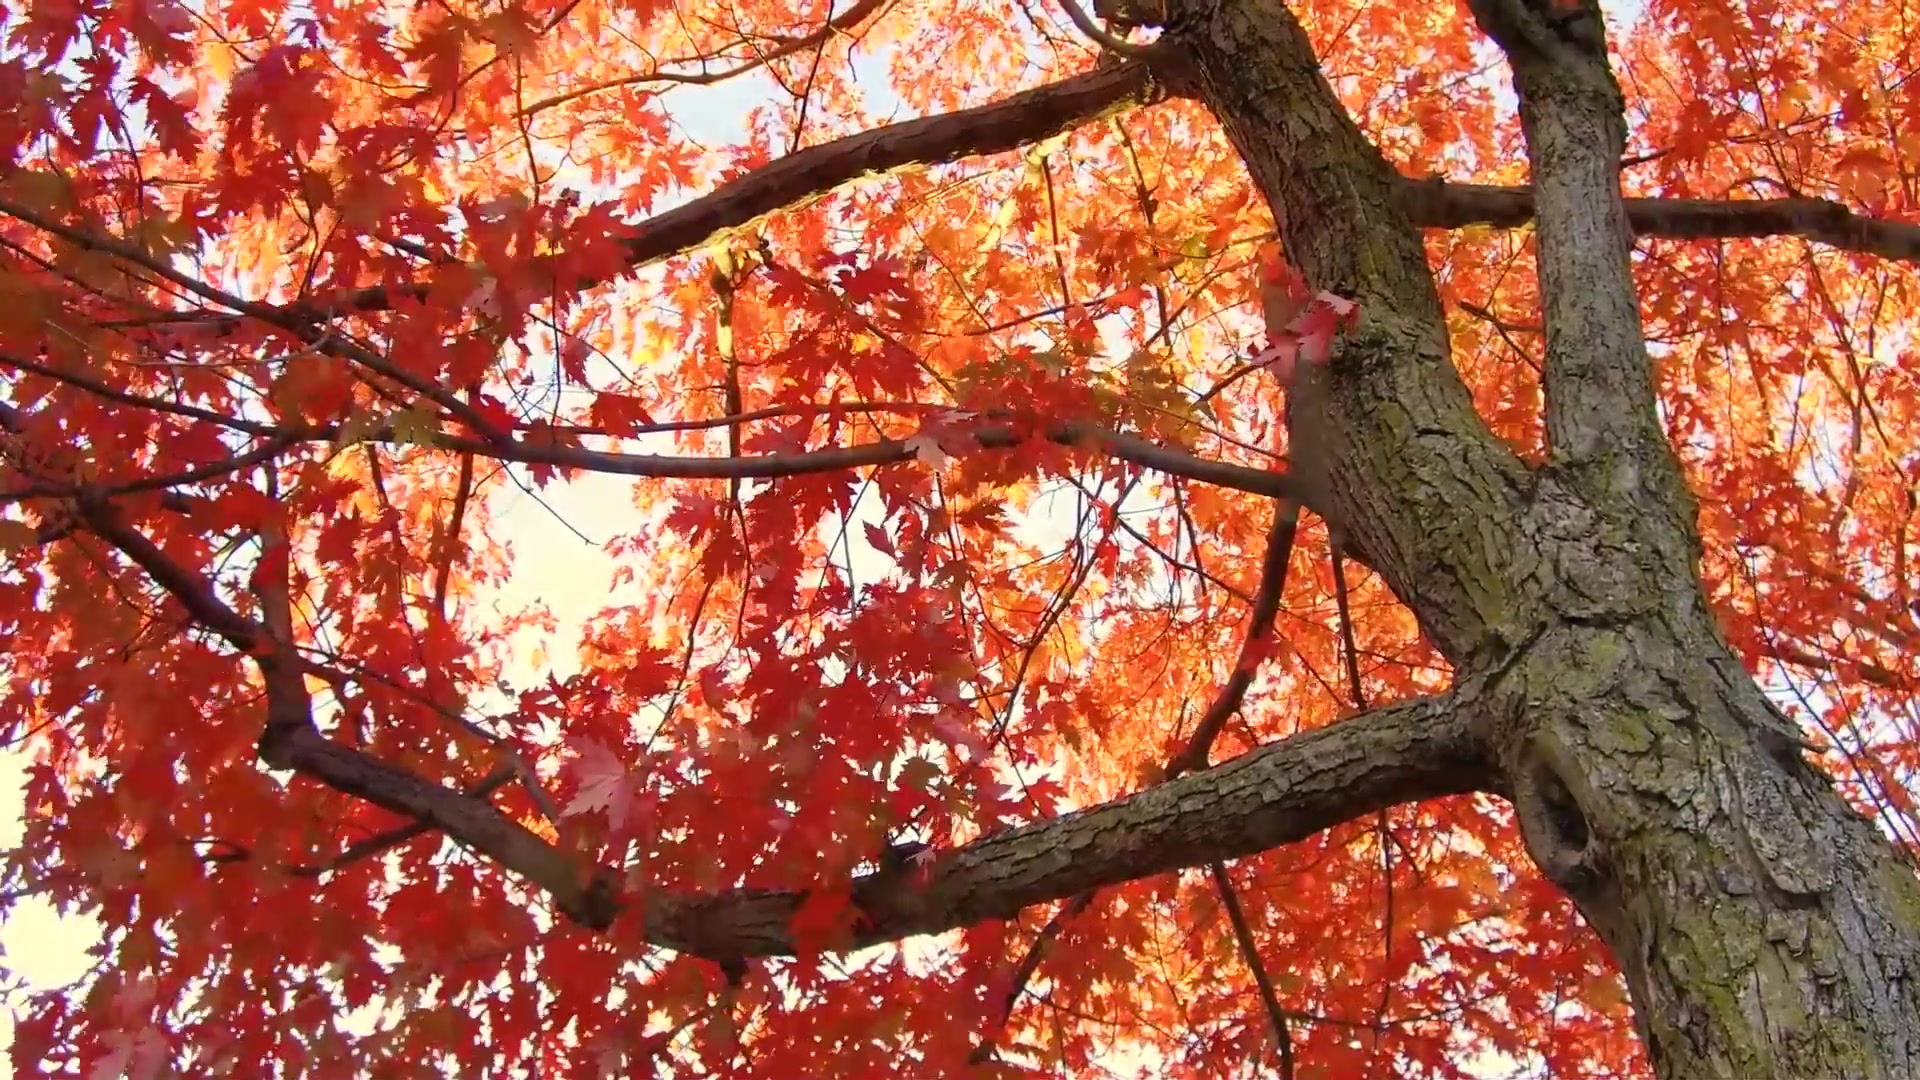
[2,0,1918,1073]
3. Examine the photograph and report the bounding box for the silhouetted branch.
[1403,177,1920,264]
[1166,498,1301,778]
[1211,861,1296,1080]
[200,765,519,877]
[516,0,893,115]
[969,892,1097,1064]
[975,493,1300,1062]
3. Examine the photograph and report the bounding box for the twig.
[1329,546,1396,1055]
[1209,862,1296,1080]
[1165,498,1300,778]
[200,765,519,877]
[974,494,1301,1063]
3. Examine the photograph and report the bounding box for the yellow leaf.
[0,518,40,552]
[333,408,381,449]
[0,169,70,215]
[389,405,442,446]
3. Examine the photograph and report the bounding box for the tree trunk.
[1151,0,1920,1074]
[1503,604,1920,1076]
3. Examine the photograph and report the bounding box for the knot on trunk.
[1512,731,1604,890]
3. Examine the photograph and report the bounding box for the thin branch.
[2,433,300,505]
[516,0,891,116]
[202,765,520,877]
[1403,177,1920,264]
[1209,861,1296,1080]
[66,491,616,923]
[969,893,1097,1064]
[0,199,508,442]
[0,348,276,436]
[430,449,475,621]
[1331,546,1396,1058]
[973,493,1295,1061]
[83,412,1310,507]
[1769,641,1911,691]
[1165,498,1301,778]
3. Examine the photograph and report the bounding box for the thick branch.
[52,394,1483,964]
[1156,0,1535,667]
[148,681,1491,958]
[1403,180,1920,264]
[589,59,1162,277]
[636,692,1491,959]
[1463,0,1694,531]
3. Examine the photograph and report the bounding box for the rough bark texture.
[1151,0,1920,1075]
[643,693,1489,959]
[1155,0,1541,672]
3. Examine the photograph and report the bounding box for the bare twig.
[1210,861,1297,1080]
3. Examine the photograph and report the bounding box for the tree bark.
[1151,0,1920,1075]
[641,692,1488,958]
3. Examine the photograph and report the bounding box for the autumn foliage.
[1,0,1917,1075]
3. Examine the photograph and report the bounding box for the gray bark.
[642,694,1488,958]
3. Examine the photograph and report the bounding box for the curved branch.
[134,59,1167,327]
[0,201,510,442]
[1057,0,1151,56]
[0,356,1310,513]
[266,724,624,925]
[201,766,520,877]
[417,417,1307,503]
[1212,861,1298,1078]
[68,443,1487,958]
[252,686,1487,955]
[31,413,1304,506]
[1166,497,1300,778]
[969,892,1096,1063]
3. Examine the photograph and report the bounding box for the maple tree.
[3,0,1920,1073]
